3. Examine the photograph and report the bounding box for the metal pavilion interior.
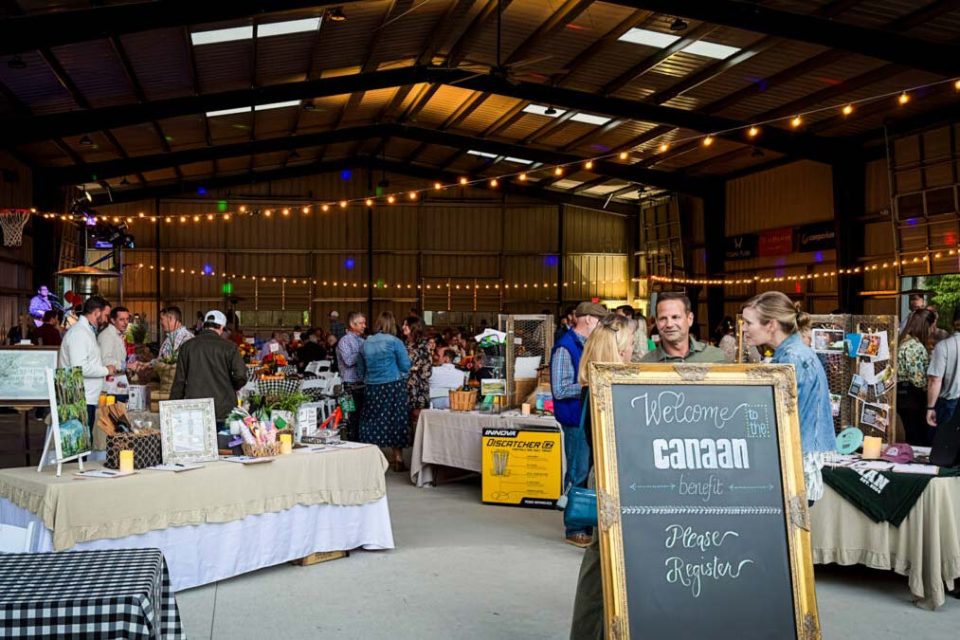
[1,0,960,329]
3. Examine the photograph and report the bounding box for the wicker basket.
[242,442,281,457]
[449,389,476,412]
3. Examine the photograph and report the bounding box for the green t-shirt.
[641,337,729,363]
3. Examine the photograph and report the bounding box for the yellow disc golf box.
[481,425,562,508]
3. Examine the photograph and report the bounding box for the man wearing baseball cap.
[171,309,247,425]
[552,301,609,547]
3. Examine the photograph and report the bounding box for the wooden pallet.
[291,550,349,566]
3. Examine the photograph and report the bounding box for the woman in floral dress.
[402,316,432,440]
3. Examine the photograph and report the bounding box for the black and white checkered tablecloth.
[0,548,184,639]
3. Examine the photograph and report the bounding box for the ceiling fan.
[446,0,565,86]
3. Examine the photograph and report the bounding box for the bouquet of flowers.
[261,352,288,376]
[238,342,256,363]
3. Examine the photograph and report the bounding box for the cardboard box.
[126,385,150,412]
[482,424,562,508]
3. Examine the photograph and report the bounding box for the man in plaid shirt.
[336,311,367,440]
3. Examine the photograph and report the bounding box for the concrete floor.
[176,473,959,639]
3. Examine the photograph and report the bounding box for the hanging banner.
[796,222,836,253]
[725,234,758,260]
[759,227,794,257]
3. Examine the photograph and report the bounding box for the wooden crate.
[291,550,349,566]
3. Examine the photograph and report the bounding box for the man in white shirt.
[59,296,115,428]
[429,353,466,409]
[98,306,131,399]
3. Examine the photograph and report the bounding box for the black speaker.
[931,409,960,467]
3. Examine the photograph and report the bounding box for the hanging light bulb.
[553,166,563,176]
[302,206,310,214]
[518,173,527,182]
[842,104,854,116]
[618,151,629,160]
[790,115,802,128]
[264,209,272,217]
[433,182,442,190]
[459,177,469,186]
[658,142,670,153]
[339,200,347,208]
[747,126,759,138]
[322,204,330,212]
[387,195,396,204]
[365,198,373,206]
[489,178,498,188]
[408,191,417,200]
[584,160,594,170]
[206,213,214,221]
[282,208,290,216]
[224,213,231,221]
[239,205,247,213]
[898,91,910,105]
[702,135,714,147]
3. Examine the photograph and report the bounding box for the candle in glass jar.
[861,436,882,459]
[279,433,292,455]
[521,403,531,416]
[119,449,134,473]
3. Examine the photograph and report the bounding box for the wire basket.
[242,442,281,457]
[256,377,303,396]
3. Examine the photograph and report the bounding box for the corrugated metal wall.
[93,171,631,335]
[724,160,838,313]
[0,152,34,335]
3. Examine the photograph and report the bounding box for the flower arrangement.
[261,352,288,375]
[238,342,256,363]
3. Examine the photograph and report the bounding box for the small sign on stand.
[38,367,91,477]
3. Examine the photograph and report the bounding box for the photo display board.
[589,363,819,640]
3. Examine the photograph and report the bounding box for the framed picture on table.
[159,398,219,464]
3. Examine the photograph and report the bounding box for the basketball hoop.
[0,209,30,247]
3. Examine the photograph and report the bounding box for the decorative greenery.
[54,367,89,457]
[927,275,960,332]
[248,391,311,420]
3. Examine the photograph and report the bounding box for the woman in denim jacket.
[742,291,838,504]
[360,311,412,471]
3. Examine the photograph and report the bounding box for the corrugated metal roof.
[121,29,195,101]
[195,39,253,93]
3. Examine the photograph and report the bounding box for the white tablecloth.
[811,477,960,609]
[1,496,394,592]
[410,409,561,487]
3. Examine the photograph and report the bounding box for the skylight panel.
[205,106,252,117]
[618,28,680,48]
[258,17,321,38]
[254,100,302,111]
[467,150,498,159]
[618,27,741,60]
[191,18,321,46]
[570,113,611,126]
[522,104,566,118]
[504,157,533,164]
[683,40,740,60]
[191,26,254,46]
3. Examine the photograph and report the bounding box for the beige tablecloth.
[410,409,560,486]
[0,444,388,551]
[811,477,960,609]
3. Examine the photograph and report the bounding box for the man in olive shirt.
[641,292,728,363]
[171,310,246,426]
[573,291,727,639]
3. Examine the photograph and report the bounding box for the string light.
[898,91,910,105]
[408,191,417,200]
[322,204,330,212]
[282,208,290,216]
[584,160,594,170]
[747,127,759,139]
[459,177,469,186]
[489,178,498,188]
[387,195,396,204]
[554,167,563,176]
[365,198,374,206]
[434,182,443,190]
[302,206,310,214]
[339,200,347,208]
[518,173,527,182]
[264,209,272,217]
[842,104,854,116]
[790,115,802,128]
[702,135,714,147]
[955,79,960,91]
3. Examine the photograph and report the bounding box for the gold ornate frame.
[588,362,821,640]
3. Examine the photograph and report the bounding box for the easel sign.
[588,363,819,640]
[38,367,91,476]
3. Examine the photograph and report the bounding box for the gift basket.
[96,404,163,469]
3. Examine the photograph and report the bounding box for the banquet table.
[811,476,960,609]
[0,443,394,591]
[410,409,561,487]
[0,548,184,639]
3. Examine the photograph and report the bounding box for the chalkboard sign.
[0,346,58,404]
[589,363,819,640]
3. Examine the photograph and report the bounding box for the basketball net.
[0,209,30,247]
